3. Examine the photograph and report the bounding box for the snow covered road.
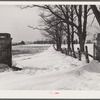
[0,45,100,90]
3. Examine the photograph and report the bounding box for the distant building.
[20,41,25,45]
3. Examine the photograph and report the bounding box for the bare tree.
[38,5,90,52]
[74,5,90,52]
[20,5,91,52]
[39,13,64,51]
[91,5,100,26]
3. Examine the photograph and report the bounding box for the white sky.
[0,5,44,42]
[0,5,99,42]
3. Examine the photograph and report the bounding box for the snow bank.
[13,46,86,72]
[0,45,100,90]
[82,60,100,73]
[0,64,10,72]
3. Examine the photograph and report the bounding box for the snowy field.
[12,44,50,58]
[0,44,100,90]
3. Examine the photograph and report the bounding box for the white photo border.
[0,1,100,99]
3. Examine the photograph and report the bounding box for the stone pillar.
[0,33,12,67]
[96,33,100,61]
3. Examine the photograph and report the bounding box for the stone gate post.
[0,33,12,67]
[96,33,100,61]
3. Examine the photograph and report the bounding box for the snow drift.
[0,64,10,72]
[0,44,100,90]
[83,60,100,73]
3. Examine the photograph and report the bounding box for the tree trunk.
[71,5,76,58]
[65,6,71,50]
[67,24,71,50]
[79,34,85,52]
[71,29,76,57]
[83,5,87,43]
[56,42,61,51]
[56,35,62,51]
[78,5,84,52]
[91,5,100,26]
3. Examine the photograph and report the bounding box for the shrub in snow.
[0,64,10,72]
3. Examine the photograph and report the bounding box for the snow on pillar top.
[0,33,11,39]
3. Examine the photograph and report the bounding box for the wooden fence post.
[93,43,96,60]
[73,52,77,58]
[77,48,81,61]
[85,46,89,63]
[66,49,68,55]
[68,49,69,55]
[70,49,72,56]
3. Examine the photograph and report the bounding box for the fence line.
[61,45,96,63]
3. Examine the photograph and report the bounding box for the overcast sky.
[0,5,44,42]
[0,5,99,42]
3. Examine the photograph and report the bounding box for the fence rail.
[61,45,96,63]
